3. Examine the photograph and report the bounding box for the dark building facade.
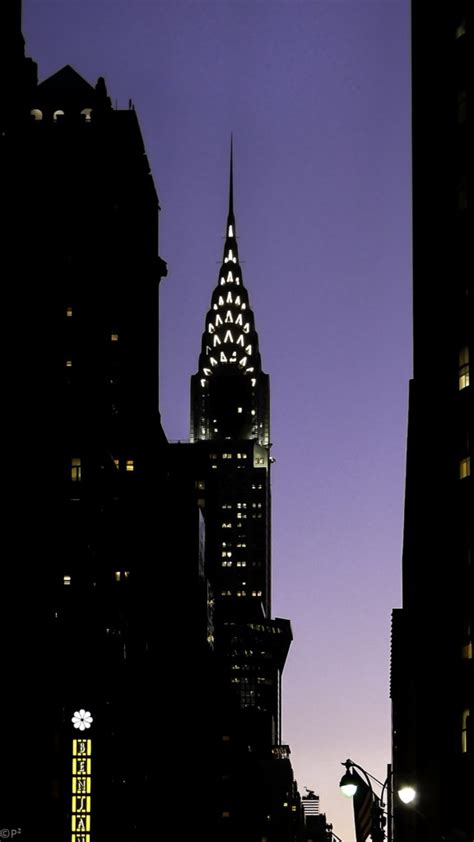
[1,6,344,841]
[391,2,473,840]
[2,3,170,839]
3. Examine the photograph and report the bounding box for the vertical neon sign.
[71,709,93,842]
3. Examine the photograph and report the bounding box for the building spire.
[228,134,234,222]
[190,145,270,446]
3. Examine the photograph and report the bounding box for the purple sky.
[23,1,412,837]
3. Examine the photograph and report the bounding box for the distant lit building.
[391,2,473,841]
[302,791,320,819]
[173,148,295,840]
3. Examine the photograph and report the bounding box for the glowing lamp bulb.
[341,782,358,797]
[398,786,416,804]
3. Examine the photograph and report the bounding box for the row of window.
[221,515,264,526]
[30,108,93,122]
[221,590,263,598]
[222,503,263,510]
[222,561,247,567]
[70,457,134,481]
[222,542,247,548]
[63,571,129,586]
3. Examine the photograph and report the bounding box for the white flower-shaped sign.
[72,709,93,731]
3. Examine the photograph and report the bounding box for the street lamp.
[339,759,417,842]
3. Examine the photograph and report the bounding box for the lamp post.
[339,758,416,842]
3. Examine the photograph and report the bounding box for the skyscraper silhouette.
[391,3,473,840]
[168,145,297,841]
[2,3,168,838]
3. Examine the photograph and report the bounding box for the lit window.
[115,571,121,581]
[456,20,466,38]
[71,458,81,482]
[462,641,473,659]
[66,307,73,318]
[66,360,72,368]
[30,108,43,120]
[63,575,71,586]
[53,110,65,121]
[126,460,134,472]
[237,407,243,414]
[111,333,119,342]
[113,458,120,470]
[461,709,470,752]
[459,457,470,479]
[81,108,93,121]
[228,225,234,236]
[459,347,470,389]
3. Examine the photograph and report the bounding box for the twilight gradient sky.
[23,1,412,838]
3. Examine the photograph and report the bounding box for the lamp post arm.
[342,759,376,794]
